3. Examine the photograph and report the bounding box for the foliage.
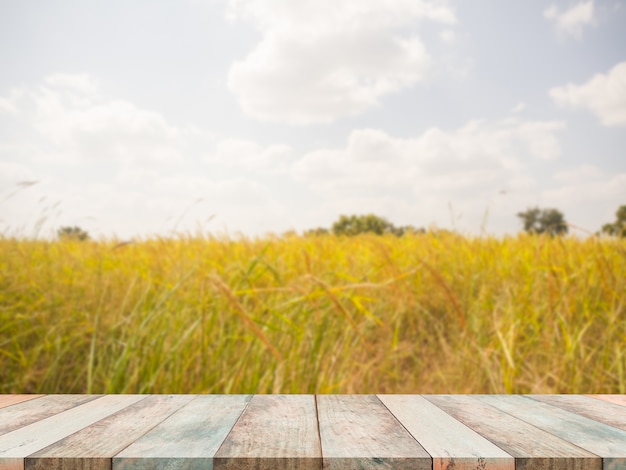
[601,205,626,237]
[517,207,568,236]
[1,233,624,395]
[303,227,329,236]
[331,214,421,236]
[57,226,90,241]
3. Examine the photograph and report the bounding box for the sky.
[1,0,625,239]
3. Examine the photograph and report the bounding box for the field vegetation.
[1,232,625,394]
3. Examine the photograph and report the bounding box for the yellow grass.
[1,232,624,394]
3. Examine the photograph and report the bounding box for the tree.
[330,214,420,236]
[332,214,394,236]
[393,225,426,236]
[57,226,90,241]
[303,227,329,236]
[601,205,626,237]
[517,207,568,236]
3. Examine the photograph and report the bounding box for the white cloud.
[542,168,626,232]
[0,161,36,186]
[439,29,456,44]
[44,73,100,95]
[1,163,288,239]
[292,118,565,195]
[226,0,456,124]
[544,1,595,39]
[107,174,286,237]
[511,102,526,113]
[0,74,189,166]
[0,97,18,114]
[34,95,183,165]
[550,62,626,126]
[0,73,298,238]
[516,121,565,160]
[554,163,604,184]
[210,138,293,172]
[0,88,25,114]
[289,118,569,234]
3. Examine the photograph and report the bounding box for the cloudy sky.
[1,0,625,239]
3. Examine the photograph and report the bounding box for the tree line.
[57,204,626,240]
[304,204,626,237]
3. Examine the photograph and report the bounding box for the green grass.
[1,232,624,394]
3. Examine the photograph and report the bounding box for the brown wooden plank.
[530,395,626,432]
[0,395,101,437]
[588,395,626,407]
[317,395,431,470]
[0,395,145,470]
[379,394,513,470]
[114,395,251,470]
[214,394,321,470]
[424,395,600,470]
[0,396,44,410]
[478,395,626,469]
[25,395,194,470]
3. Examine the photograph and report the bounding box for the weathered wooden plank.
[530,395,626,432]
[0,395,101,436]
[317,394,431,470]
[424,395,600,470]
[379,394,513,470]
[25,395,194,470]
[0,396,44,410]
[114,394,250,470]
[213,394,321,470]
[589,395,626,407]
[0,393,623,470]
[478,395,626,470]
[0,395,145,470]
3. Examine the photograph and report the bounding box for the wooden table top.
[0,394,625,470]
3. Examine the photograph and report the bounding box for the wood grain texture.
[0,394,623,470]
[0,396,43,410]
[114,394,250,470]
[0,395,100,437]
[25,395,194,470]
[529,395,626,432]
[214,394,320,470]
[477,395,626,469]
[379,394,513,470]
[589,395,626,407]
[0,395,145,470]
[317,395,431,470]
[424,395,600,470]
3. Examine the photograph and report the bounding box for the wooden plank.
[25,395,194,470]
[0,395,145,470]
[114,394,250,470]
[424,395,600,470]
[0,396,44,410]
[213,394,321,470]
[589,395,626,407]
[379,394,514,470]
[0,395,101,436]
[317,395,431,470]
[530,395,626,431]
[477,395,626,470]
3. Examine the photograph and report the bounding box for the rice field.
[1,232,624,394]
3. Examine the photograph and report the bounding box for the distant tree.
[332,214,395,236]
[57,226,90,241]
[330,214,421,236]
[303,227,329,236]
[393,225,426,236]
[601,205,626,237]
[517,207,568,236]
